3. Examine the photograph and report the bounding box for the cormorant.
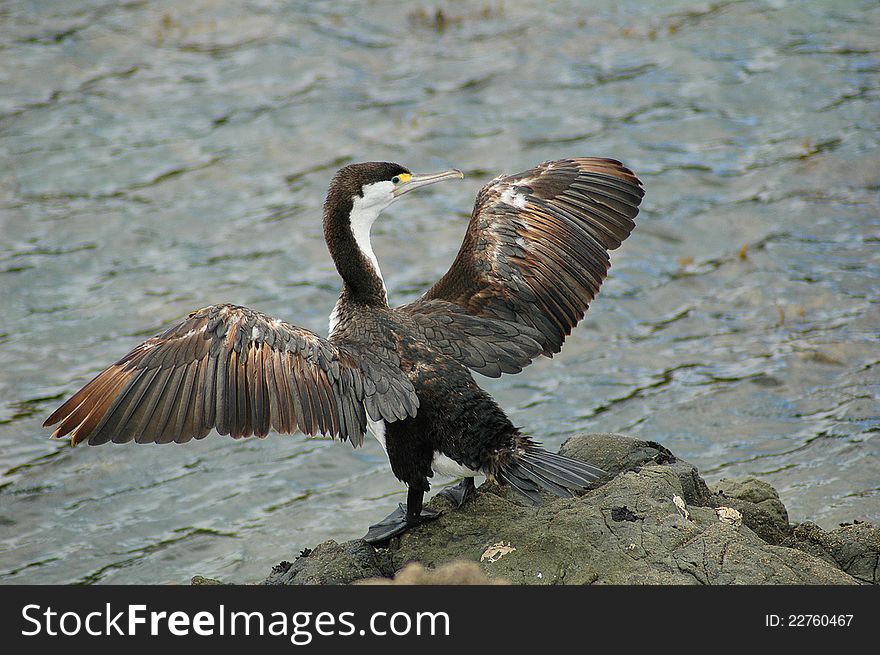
[44,157,644,542]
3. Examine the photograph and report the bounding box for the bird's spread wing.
[44,304,417,447]
[402,158,643,369]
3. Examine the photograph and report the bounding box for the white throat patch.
[349,181,394,293]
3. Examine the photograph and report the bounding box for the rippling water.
[1,0,878,584]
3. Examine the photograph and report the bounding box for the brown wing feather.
[405,158,643,362]
[44,304,416,447]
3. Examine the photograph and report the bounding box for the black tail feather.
[498,469,543,504]
[499,446,605,503]
[511,458,574,497]
[530,449,605,480]
[520,454,594,487]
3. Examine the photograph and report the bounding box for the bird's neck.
[324,197,388,310]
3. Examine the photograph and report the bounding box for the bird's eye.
[391,176,401,184]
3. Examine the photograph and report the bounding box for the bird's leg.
[437,477,476,508]
[362,486,440,544]
[404,486,440,525]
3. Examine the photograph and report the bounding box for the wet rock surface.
[263,540,392,586]
[255,434,876,585]
[788,522,880,585]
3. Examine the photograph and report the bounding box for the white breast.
[431,452,479,478]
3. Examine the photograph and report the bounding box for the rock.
[789,521,880,584]
[262,539,393,585]
[558,432,679,478]
[250,433,875,585]
[708,477,791,545]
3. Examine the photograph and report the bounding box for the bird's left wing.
[401,158,643,374]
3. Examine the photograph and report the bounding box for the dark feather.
[496,443,606,504]
[45,304,416,447]
[404,158,643,363]
[498,469,543,505]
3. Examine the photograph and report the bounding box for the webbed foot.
[363,503,440,544]
[437,477,476,508]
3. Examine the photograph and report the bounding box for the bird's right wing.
[402,158,643,368]
[44,304,418,447]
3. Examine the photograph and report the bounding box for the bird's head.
[324,162,463,230]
